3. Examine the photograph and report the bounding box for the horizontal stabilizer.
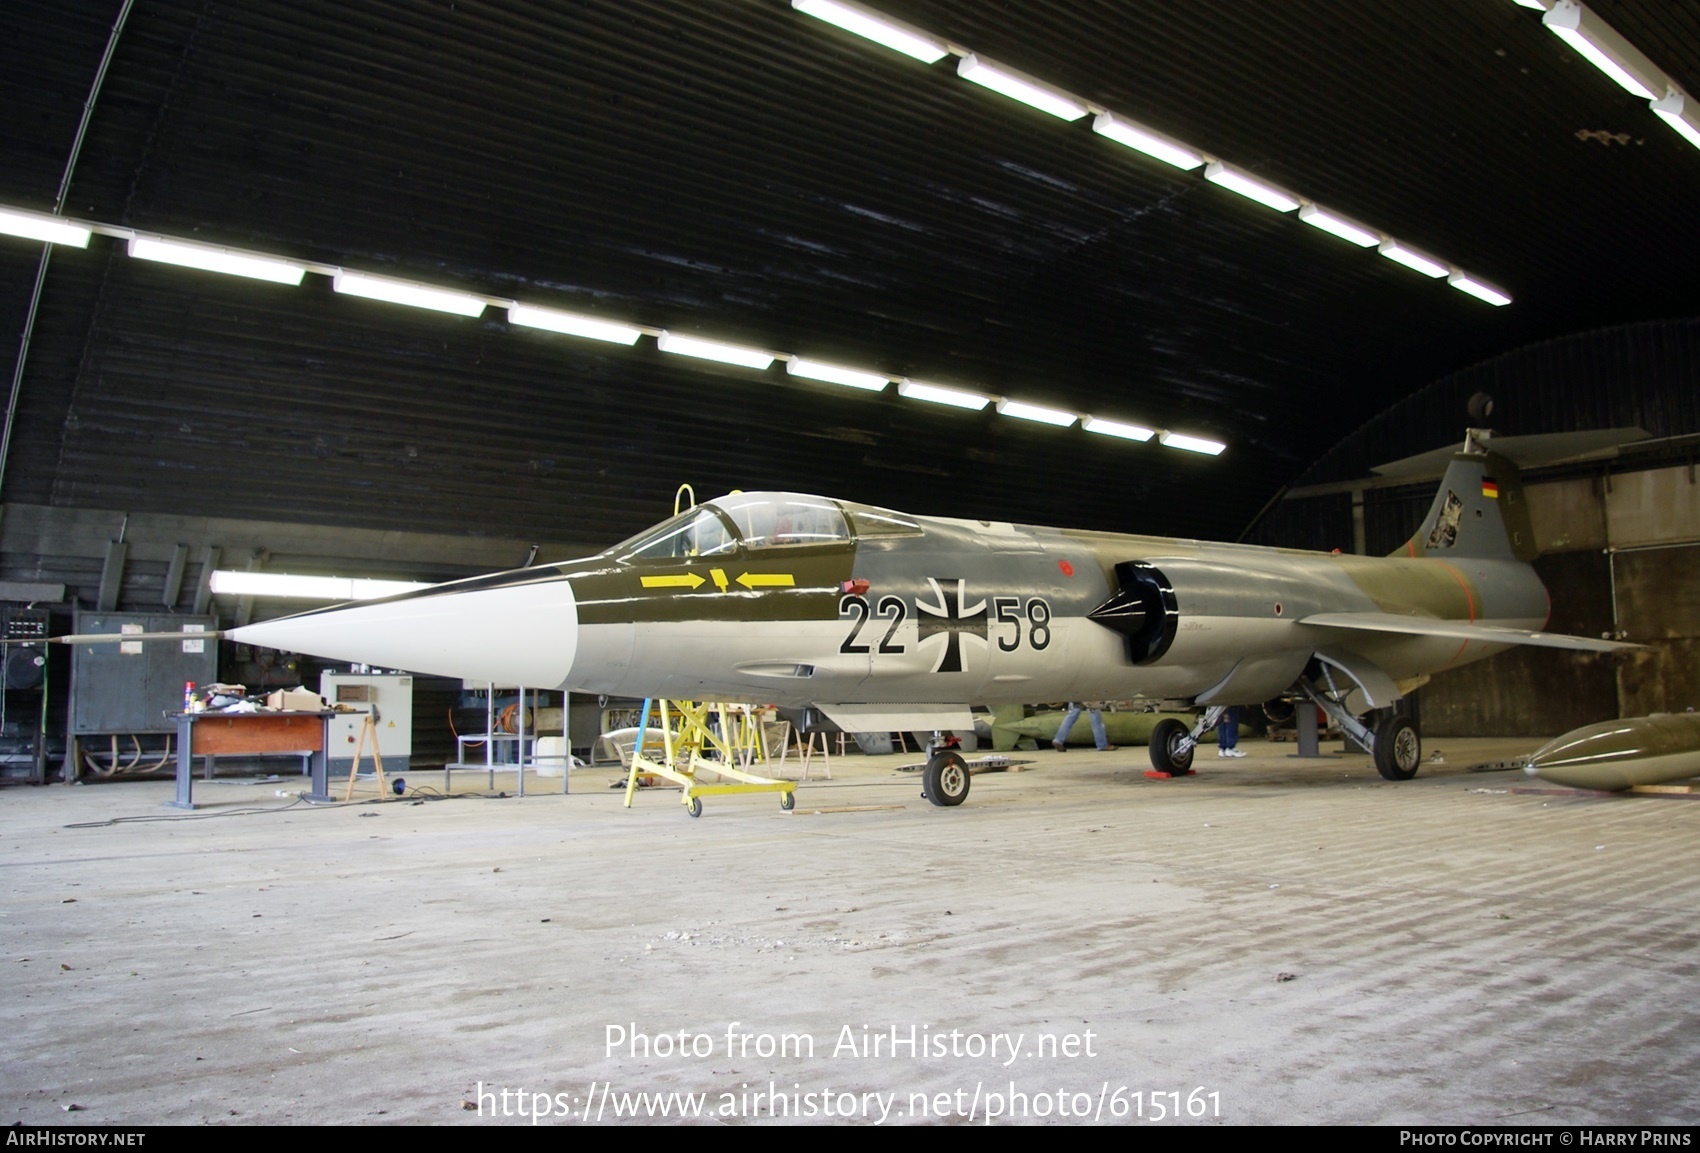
[1300,612,1637,652]
[1372,427,1648,479]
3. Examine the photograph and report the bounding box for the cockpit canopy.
[619,492,852,560]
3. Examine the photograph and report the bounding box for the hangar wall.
[1417,466,1700,737]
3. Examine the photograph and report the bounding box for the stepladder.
[342,713,388,801]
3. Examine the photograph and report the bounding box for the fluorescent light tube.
[957,54,1088,122]
[347,578,435,599]
[1081,416,1154,442]
[507,304,641,345]
[1651,90,1700,151]
[786,357,889,390]
[1159,431,1226,456]
[1447,271,1512,306]
[210,571,431,600]
[1513,0,1550,9]
[656,331,775,369]
[1091,112,1204,170]
[1377,239,1449,278]
[1298,203,1379,247]
[1203,161,1300,212]
[996,399,1076,427]
[334,272,486,317]
[897,380,991,410]
[1542,0,1663,100]
[128,236,305,285]
[0,207,91,248]
[791,0,947,63]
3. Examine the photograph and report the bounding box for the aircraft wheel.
[1372,714,1421,781]
[1149,718,1195,774]
[921,750,970,807]
[686,795,703,818]
[780,791,795,811]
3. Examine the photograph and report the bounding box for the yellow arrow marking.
[736,572,795,590]
[710,568,729,593]
[640,573,705,590]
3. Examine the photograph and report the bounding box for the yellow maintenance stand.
[622,697,796,818]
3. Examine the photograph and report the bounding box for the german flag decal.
[1481,478,1500,500]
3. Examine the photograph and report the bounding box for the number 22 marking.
[839,595,906,654]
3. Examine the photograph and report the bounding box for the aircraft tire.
[922,750,970,807]
[1149,718,1195,774]
[1372,714,1421,781]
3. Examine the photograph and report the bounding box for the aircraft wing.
[1299,612,1638,652]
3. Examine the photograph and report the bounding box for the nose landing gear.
[920,731,970,806]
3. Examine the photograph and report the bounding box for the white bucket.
[533,736,567,777]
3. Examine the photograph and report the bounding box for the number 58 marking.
[994,596,1051,651]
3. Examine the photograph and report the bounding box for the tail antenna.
[1464,392,1497,455]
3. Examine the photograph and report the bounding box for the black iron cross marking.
[915,577,988,674]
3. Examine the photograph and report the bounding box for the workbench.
[171,710,336,809]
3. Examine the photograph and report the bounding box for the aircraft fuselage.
[230,490,1550,719]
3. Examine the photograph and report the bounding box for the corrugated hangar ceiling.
[2,0,1698,551]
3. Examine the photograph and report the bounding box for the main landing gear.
[1368,712,1421,781]
[1143,683,1424,782]
[1296,668,1424,781]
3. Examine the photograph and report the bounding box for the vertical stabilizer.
[1394,433,1537,562]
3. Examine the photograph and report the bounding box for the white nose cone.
[229,574,579,688]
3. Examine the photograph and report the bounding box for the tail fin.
[1394,436,1537,562]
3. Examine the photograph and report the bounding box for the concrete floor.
[4,737,1698,1127]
